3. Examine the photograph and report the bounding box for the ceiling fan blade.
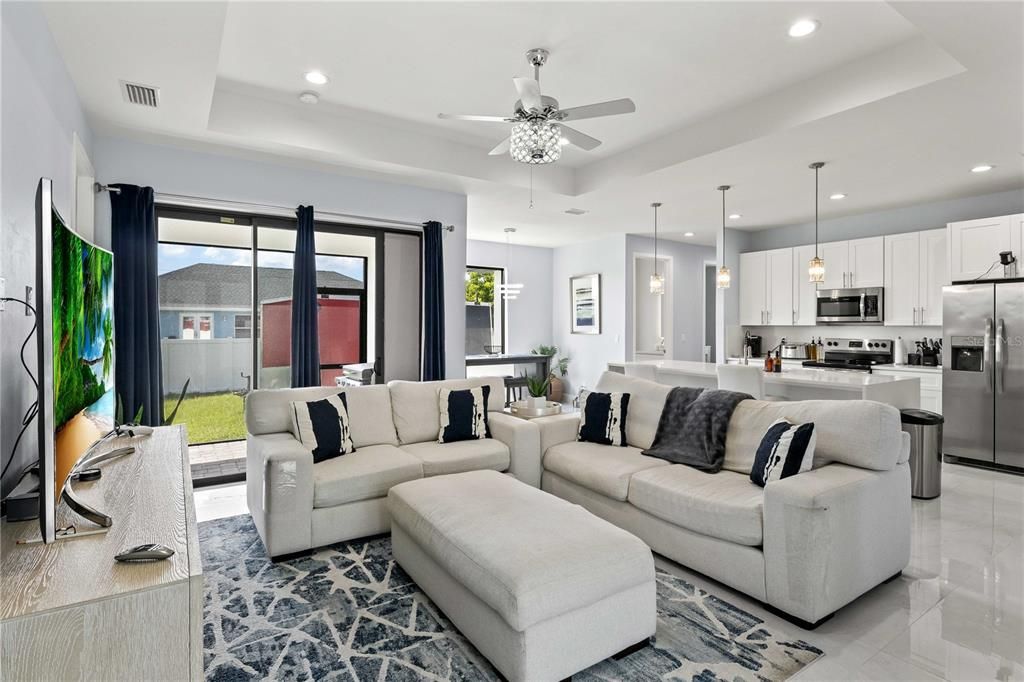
[559,98,636,122]
[438,113,513,122]
[512,77,543,113]
[488,136,511,156]
[558,125,601,151]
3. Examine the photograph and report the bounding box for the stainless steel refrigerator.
[943,281,1024,470]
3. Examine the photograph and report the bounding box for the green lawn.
[165,392,246,444]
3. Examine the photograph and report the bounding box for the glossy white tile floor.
[194,461,1024,681]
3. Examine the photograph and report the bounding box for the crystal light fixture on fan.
[649,202,665,295]
[716,185,732,289]
[498,228,524,299]
[510,121,562,165]
[808,162,826,283]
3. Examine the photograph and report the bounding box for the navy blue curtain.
[110,185,163,426]
[291,205,320,387]
[422,221,446,380]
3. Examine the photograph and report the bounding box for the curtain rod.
[94,185,454,232]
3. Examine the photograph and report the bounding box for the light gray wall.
[625,236,716,362]
[93,135,469,378]
[745,189,1024,252]
[1,2,95,497]
[552,234,627,399]
[466,239,553,354]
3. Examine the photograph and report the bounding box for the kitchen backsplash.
[740,325,941,362]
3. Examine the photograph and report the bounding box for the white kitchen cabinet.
[740,251,767,325]
[885,229,947,327]
[884,232,921,326]
[848,236,885,288]
[793,244,818,326]
[873,367,942,415]
[766,248,794,325]
[948,215,1013,281]
[818,241,849,290]
[919,229,948,325]
[1012,214,1023,271]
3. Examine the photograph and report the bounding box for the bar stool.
[716,365,785,401]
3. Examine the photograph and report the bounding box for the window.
[234,314,252,339]
[465,266,505,355]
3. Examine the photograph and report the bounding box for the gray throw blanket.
[642,387,751,472]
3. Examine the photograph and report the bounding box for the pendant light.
[498,227,524,300]
[716,185,732,288]
[649,202,665,295]
[808,162,826,283]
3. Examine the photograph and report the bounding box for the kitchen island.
[607,360,920,408]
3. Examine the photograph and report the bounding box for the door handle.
[913,307,917,325]
[843,272,847,288]
[984,318,993,393]
[859,293,866,321]
[793,310,797,325]
[849,271,854,287]
[996,318,1006,393]
[919,307,924,325]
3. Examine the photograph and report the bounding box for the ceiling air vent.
[120,81,160,108]
[564,208,588,216]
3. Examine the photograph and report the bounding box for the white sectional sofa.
[244,377,540,558]
[533,371,912,627]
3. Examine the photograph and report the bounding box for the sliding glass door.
[157,207,377,484]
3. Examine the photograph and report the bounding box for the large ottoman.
[388,469,656,682]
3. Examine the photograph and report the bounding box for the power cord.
[1,297,38,487]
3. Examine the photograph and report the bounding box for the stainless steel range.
[802,338,893,372]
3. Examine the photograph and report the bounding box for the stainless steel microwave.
[816,287,883,324]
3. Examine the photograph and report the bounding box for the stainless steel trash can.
[901,409,944,499]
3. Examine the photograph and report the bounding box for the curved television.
[35,178,115,543]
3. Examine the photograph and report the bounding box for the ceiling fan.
[438,48,636,165]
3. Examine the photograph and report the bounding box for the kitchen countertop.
[610,360,922,390]
[873,364,942,373]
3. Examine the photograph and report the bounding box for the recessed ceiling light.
[830,193,847,200]
[729,213,742,220]
[683,232,695,237]
[304,70,328,85]
[788,19,819,38]
[971,164,994,173]
[298,91,320,105]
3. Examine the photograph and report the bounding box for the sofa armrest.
[488,412,541,487]
[246,433,314,557]
[762,462,911,624]
[534,413,581,457]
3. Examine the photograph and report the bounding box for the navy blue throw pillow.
[750,419,817,487]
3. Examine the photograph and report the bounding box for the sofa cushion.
[401,439,510,477]
[543,441,669,501]
[723,399,902,474]
[387,470,655,632]
[313,444,423,508]
[388,377,505,444]
[246,384,399,447]
[628,465,765,546]
[594,371,671,450]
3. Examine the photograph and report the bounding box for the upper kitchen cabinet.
[818,241,849,290]
[919,229,948,325]
[739,251,767,326]
[848,237,885,288]
[817,238,883,289]
[766,248,794,326]
[1013,214,1024,269]
[947,215,1014,281]
[884,229,947,327]
[793,244,818,326]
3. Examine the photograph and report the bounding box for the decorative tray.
[509,401,562,419]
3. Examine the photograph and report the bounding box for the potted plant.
[524,373,551,408]
[532,345,570,402]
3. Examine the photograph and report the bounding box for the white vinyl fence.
[161,339,252,395]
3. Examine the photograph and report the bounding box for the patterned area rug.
[201,515,823,681]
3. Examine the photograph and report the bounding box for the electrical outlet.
[0,276,5,311]
[25,285,33,315]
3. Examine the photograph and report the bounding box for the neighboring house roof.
[159,263,363,308]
